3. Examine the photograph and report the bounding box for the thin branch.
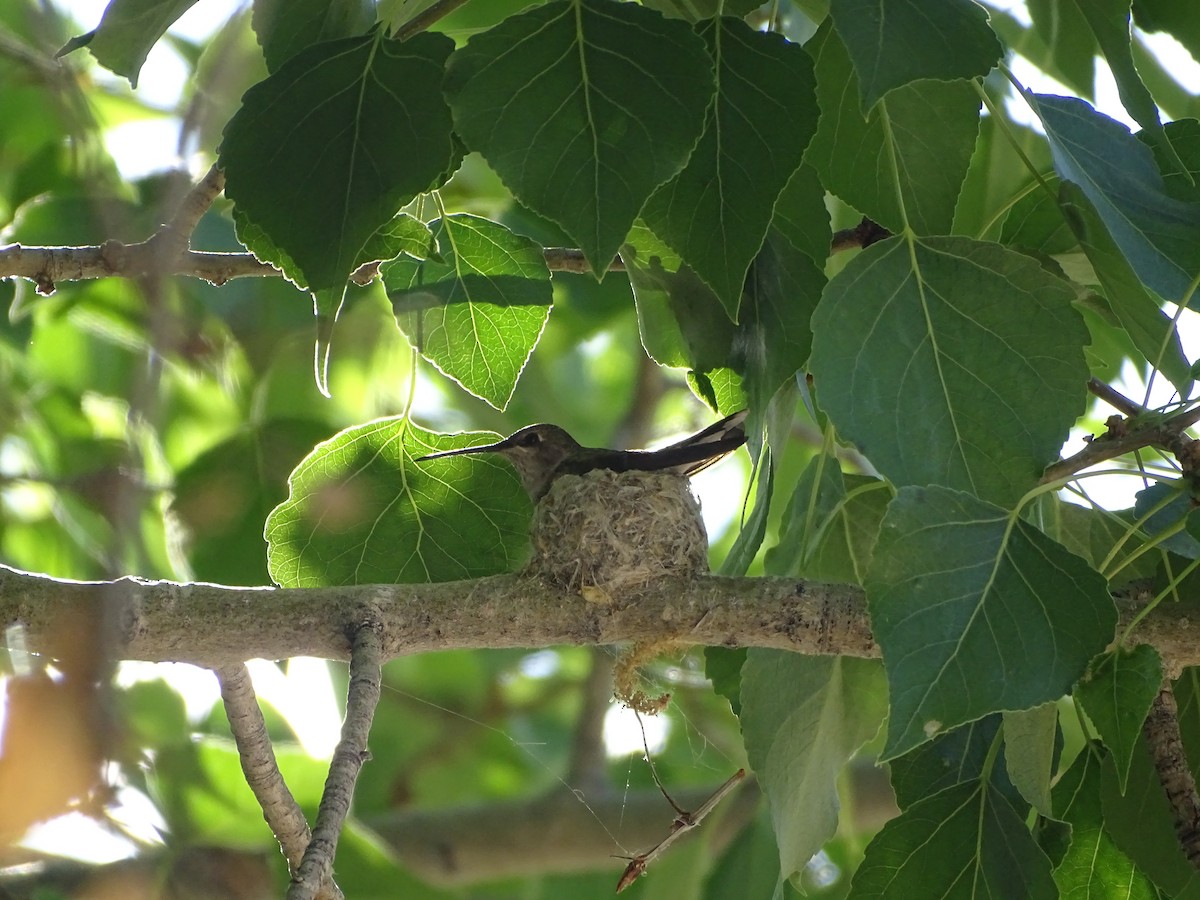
[1143,682,1200,869]
[393,0,473,40]
[1086,376,1146,418]
[147,165,226,265]
[215,664,328,882]
[289,622,384,900]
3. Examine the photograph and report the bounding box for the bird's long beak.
[415,438,509,462]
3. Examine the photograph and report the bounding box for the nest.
[526,469,709,596]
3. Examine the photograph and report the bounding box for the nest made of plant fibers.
[526,468,709,595]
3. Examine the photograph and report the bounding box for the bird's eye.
[518,431,541,447]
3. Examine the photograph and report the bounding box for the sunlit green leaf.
[57,0,200,85]
[867,486,1116,759]
[383,214,552,410]
[1054,745,1158,899]
[265,418,531,587]
[444,0,713,273]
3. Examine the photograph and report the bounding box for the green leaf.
[1037,498,1159,586]
[265,418,531,587]
[1032,93,1200,304]
[1065,0,1164,138]
[57,0,200,85]
[1133,480,1200,558]
[867,486,1116,759]
[741,651,887,883]
[829,0,1002,109]
[383,214,552,410]
[1058,180,1192,395]
[219,32,456,292]
[1075,644,1163,793]
[443,0,714,273]
[1133,0,1200,68]
[1054,745,1159,899]
[771,162,833,268]
[1102,730,1200,896]
[847,782,1056,899]
[1000,176,1079,256]
[766,454,892,585]
[1025,0,1098,99]
[804,22,981,235]
[1003,703,1058,817]
[705,647,746,717]
[889,714,1027,815]
[251,0,375,72]
[642,19,818,314]
[641,0,764,20]
[810,236,1089,506]
[738,221,826,411]
[360,213,437,265]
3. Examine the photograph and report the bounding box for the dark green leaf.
[1102,732,1200,897]
[889,714,1027,815]
[867,486,1116,759]
[742,651,887,882]
[642,19,818,314]
[1075,644,1163,793]
[1000,177,1079,256]
[1053,744,1158,899]
[1058,180,1192,394]
[1133,0,1200,71]
[1003,703,1058,817]
[829,0,1002,109]
[57,0,200,85]
[1036,498,1159,586]
[265,418,531,587]
[848,782,1056,899]
[771,162,833,268]
[252,0,375,72]
[705,647,746,717]
[219,32,456,292]
[1032,93,1200,304]
[444,0,713,273]
[1133,481,1200,558]
[804,22,981,235]
[766,453,891,584]
[383,214,552,410]
[1026,0,1098,98]
[810,236,1088,506]
[622,225,735,371]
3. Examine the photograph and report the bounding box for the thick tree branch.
[0,566,1197,671]
[289,623,383,900]
[1143,682,1200,869]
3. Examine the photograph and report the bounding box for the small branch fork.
[288,622,384,900]
[1040,378,1200,484]
[216,664,343,899]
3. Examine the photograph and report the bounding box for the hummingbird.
[416,410,749,501]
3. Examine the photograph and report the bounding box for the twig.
[288,622,384,900]
[615,768,747,892]
[1143,682,1200,869]
[215,664,322,877]
[1086,377,1146,418]
[393,0,474,40]
[147,165,226,265]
